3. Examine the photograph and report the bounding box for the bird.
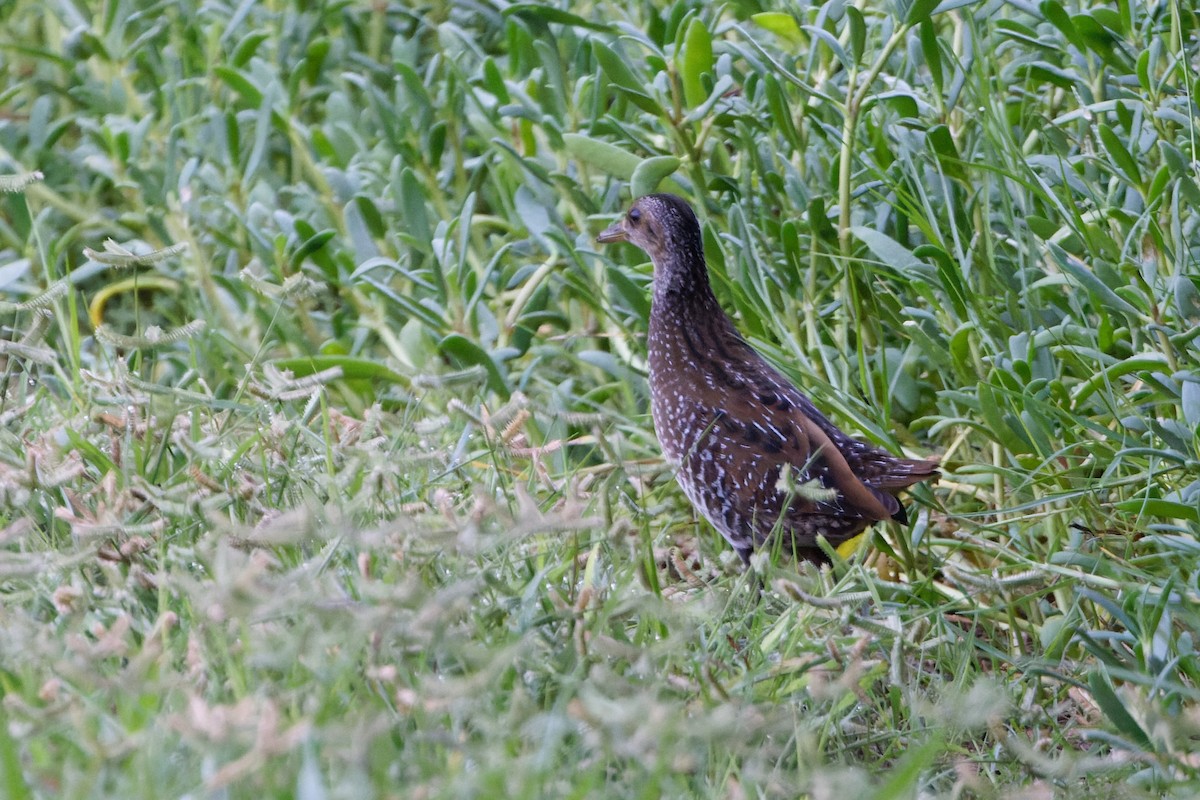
[596,193,939,565]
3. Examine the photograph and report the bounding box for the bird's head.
[596,193,702,266]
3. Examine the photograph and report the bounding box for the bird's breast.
[648,325,710,462]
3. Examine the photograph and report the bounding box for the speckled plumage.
[598,193,939,564]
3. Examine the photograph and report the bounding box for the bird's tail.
[869,456,941,489]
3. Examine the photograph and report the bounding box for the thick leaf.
[563,134,686,194]
[873,737,946,799]
[679,17,713,108]
[214,65,263,106]
[1097,123,1142,186]
[977,381,1030,453]
[563,133,642,179]
[439,333,510,397]
[503,3,612,31]
[931,0,986,12]
[630,156,681,198]
[846,7,866,62]
[802,24,850,67]
[1136,49,1151,91]
[1047,243,1142,319]
[1087,669,1152,749]
[0,257,32,290]
[231,32,269,68]
[807,198,838,243]
[1183,377,1200,427]
[914,244,969,318]
[918,20,943,93]
[271,355,408,384]
[606,264,651,321]
[1075,13,1128,69]
[591,40,659,114]
[751,12,803,43]
[1071,353,1171,406]
[290,229,336,273]
[851,226,924,272]
[514,185,552,242]
[1015,62,1081,89]
[904,0,942,25]
[1114,499,1200,524]
[927,124,967,182]
[1040,0,1088,52]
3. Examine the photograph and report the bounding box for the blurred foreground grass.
[2,0,1200,797]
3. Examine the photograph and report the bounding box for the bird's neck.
[648,256,741,365]
[650,249,722,317]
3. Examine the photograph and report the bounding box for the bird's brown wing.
[788,406,902,521]
[788,393,940,494]
[711,389,903,525]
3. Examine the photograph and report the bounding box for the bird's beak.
[596,220,627,244]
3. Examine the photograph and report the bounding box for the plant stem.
[837,22,912,257]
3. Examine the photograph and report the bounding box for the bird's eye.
[628,208,642,224]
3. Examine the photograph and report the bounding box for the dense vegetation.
[2,0,1199,796]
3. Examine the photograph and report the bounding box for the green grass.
[1,0,1199,796]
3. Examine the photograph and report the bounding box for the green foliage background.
[1,0,1199,797]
